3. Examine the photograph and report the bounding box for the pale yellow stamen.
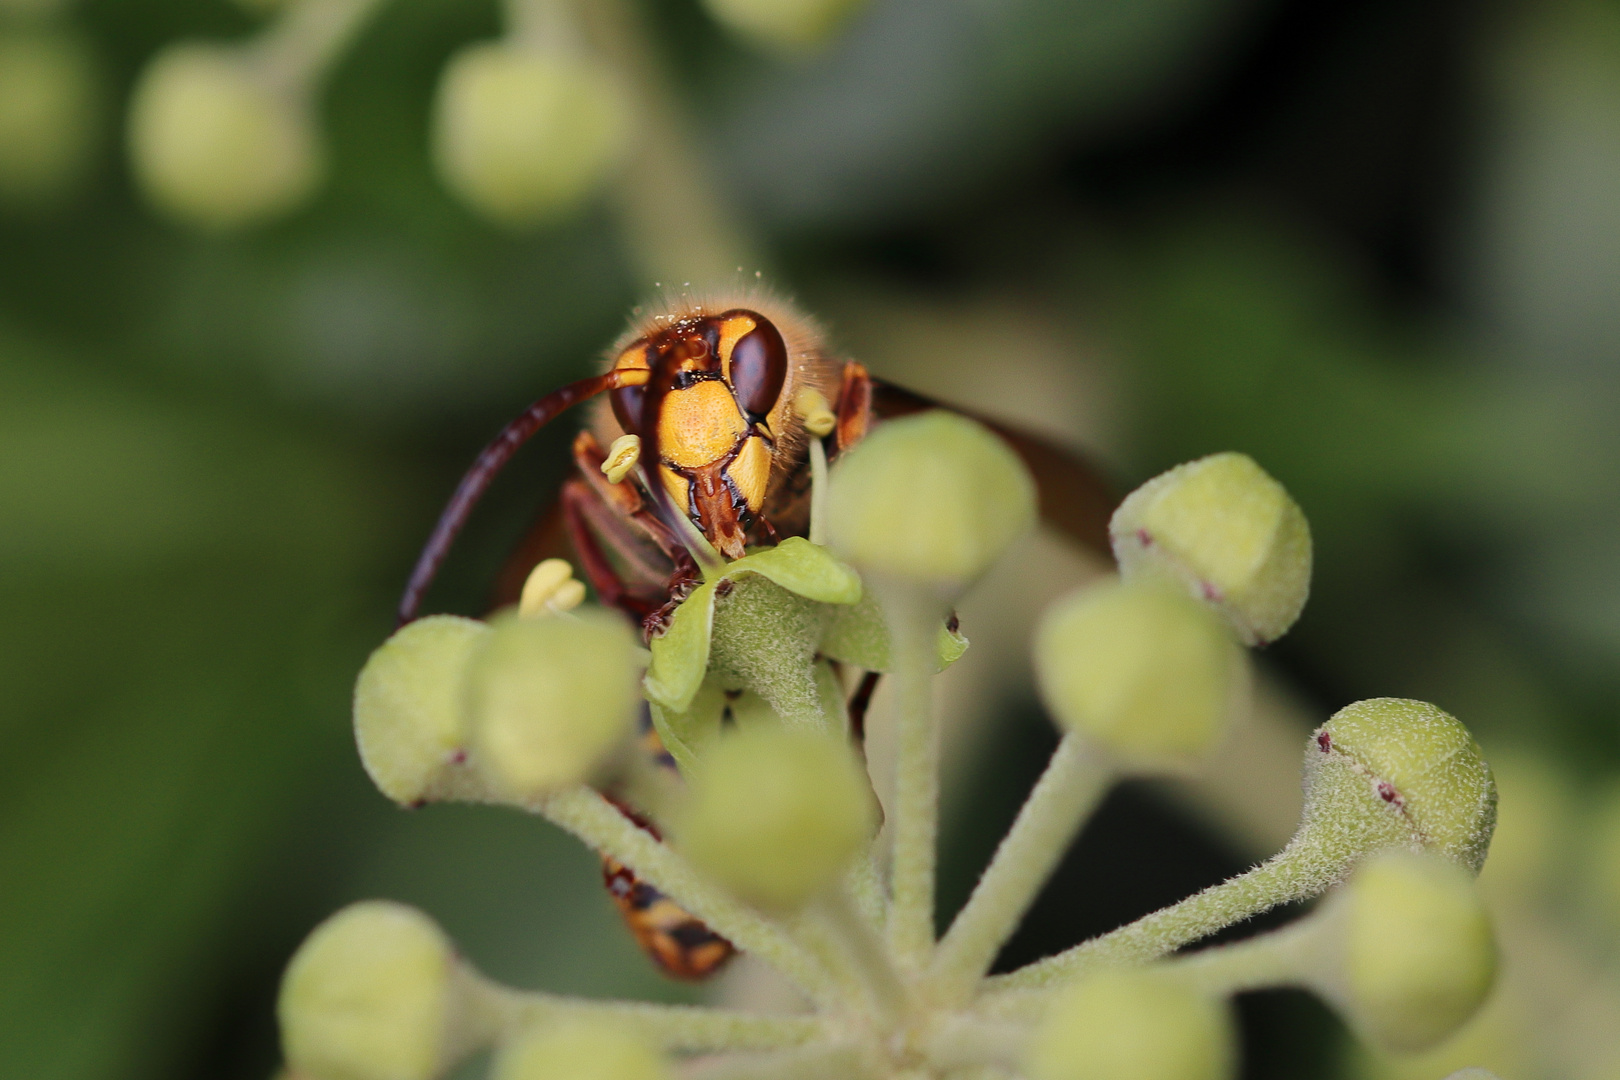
[795,387,836,438]
[601,433,641,484]
[520,559,584,616]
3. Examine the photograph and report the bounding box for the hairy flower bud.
[1028,969,1235,1080]
[467,608,640,800]
[825,412,1036,595]
[1111,453,1310,646]
[127,43,321,229]
[1329,851,1497,1053]
[678,726,875,911]
[0,29,97,206]
[432,42,630,229]
[280,901,486,1080]
[354,616,490,806]
[493,1019,668,1080]
[1034,579,1240,771]
[701,0,866,51]
[1307,699,1497,872]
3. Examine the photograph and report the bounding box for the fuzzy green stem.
[493,986,828,1052]
[985,832,1329,994]
[809,436,829,547]
[251,0,385,94]
[534,786,840,1007]
[684,1043,876,1080]
[883,586,943,972]
[817,888,909,1018]
[1160,916,1325,997]
[847,853,887,929]
[574,0,759,284]
[928,734,1111,1003]
[922,1014,1028,1073]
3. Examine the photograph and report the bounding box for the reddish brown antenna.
[396,368,644,626]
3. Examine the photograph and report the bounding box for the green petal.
[731,537,862,603]
[821,592,968,672]
[643,581,716,712]
[648,678,726,774]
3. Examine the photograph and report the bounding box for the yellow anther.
[519,558,583,617]
[795,387,836,438]
[549,578,586,612]
[602,433,641,484]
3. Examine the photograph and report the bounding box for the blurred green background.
[5,0,1620,1077]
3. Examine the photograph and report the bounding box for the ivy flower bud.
[467,607,640,801]
[354,616,490,806]
[1034,579,1240,771]
[0,29,97,206]
[1028,969,1235,1080]
[701,0,867,51]
[1331,851,1497,1053]
[825,412,1036,595]
[432,42,630,229]
[493,1019,668,1080]
[1308,699,1497,872]
[1111,452,1311,646]
[280,901,486,1080]
[678,726,875,911]
[126,43,321,229]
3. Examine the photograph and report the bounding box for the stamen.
[602,433,642,484]
[520,558,585,616]
[795,387,837,438]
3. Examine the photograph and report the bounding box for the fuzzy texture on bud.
[467,607,639,800]
[1331,851,1497,1053]
[280,901,476,1080]
[432,43,630,229]
[678,725,875,911]
[701,0,866,51]
[1111,452,1310,646]
[1310,699,1497,873]
[0,29,98,205]
[1034,579,1240,770]
[825,411,1036,594]
[493,1019,668,1080]
[1028,969,1235,1080]
[354,616,490,806]
[126,43,321,229]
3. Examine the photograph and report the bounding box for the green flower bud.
[678,725,875,911]
[492,1019,668,1080]
[825,412,1036,595]
[432,42,630,229]
[1028,969,1235,1080]
[701,0,866,51]
[1034,579,1241,771]
[1308,699,1496,873]
[1111,453,1311,646]
[1331,851,1497,1054]
[354,616,490,806]
[280,901,486,1080]
[467,607,640,801]
[0,29,97,207]
[127,43,321,229]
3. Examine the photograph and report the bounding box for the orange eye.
[727,314,787,420]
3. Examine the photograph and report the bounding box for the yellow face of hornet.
[606,303,833,559]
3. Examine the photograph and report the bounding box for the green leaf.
[643,582,717,713]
